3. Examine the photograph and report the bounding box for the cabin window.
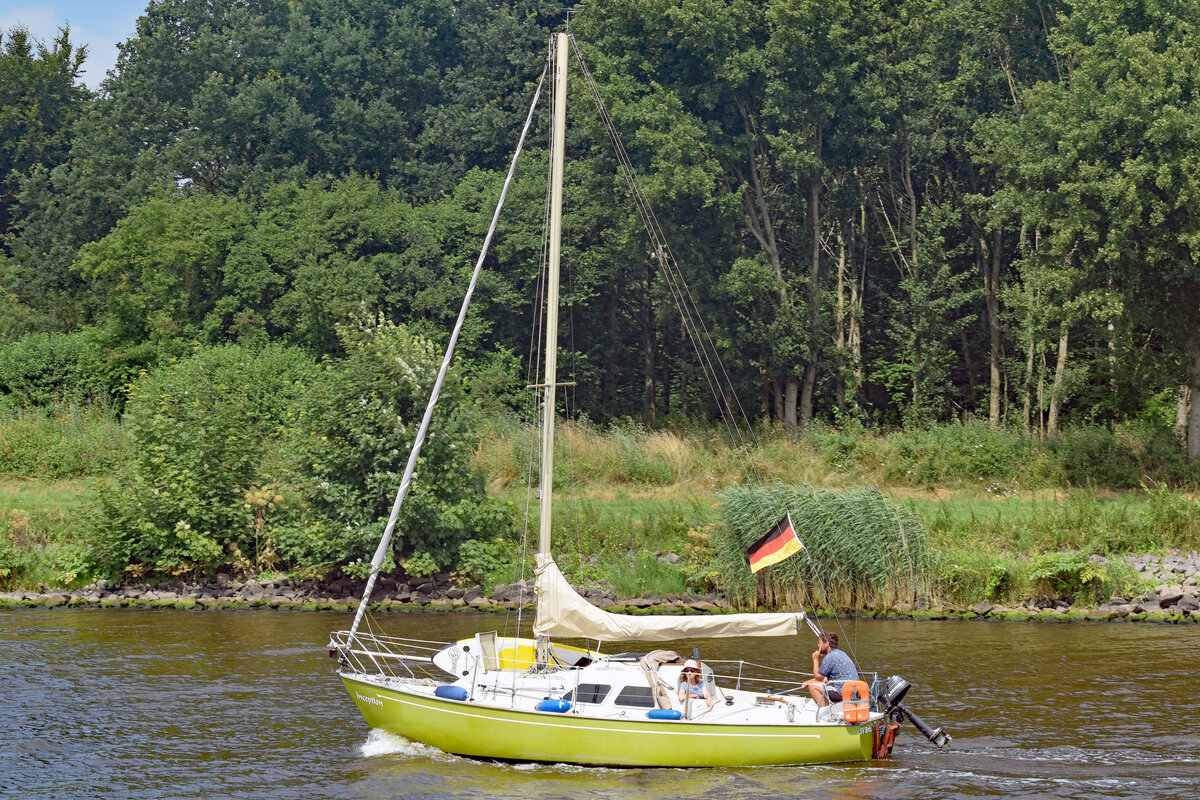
[563,683,610,704]
[613,686,656,708]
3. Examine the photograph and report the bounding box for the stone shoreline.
[0,574,732,615]
[4,550,1198,623]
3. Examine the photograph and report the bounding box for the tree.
[74,192,253,378]
[575,0,838,431]
[228,177,404,353]
[0,25,88,239]
[968,0,1066,427]
[0,25,91,334]
[989,0,1200,453]
[89,344,317,581]
[46,0,555,200]
[2,1,557,336]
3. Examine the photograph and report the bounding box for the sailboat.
[328,32,948,767]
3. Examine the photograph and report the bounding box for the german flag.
[747,513,804,573]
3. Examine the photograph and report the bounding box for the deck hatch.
[563,683,611,704]
[614,685,656,708]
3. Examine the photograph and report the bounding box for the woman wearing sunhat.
[677,659,714,708]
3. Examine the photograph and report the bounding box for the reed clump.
[715,483,929,611]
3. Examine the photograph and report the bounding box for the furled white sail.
[533,554,803,641]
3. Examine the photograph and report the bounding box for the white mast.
[538,32,569,558]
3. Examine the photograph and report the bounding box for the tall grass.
[0,403,128,478]
[475,415,746,489]
[803,420,1069,488]
[916,485,1200,556]
[476,417,1200,493]
[4,402,1195,492]
[605,551,689,597]
[503,494,716,593]
[715,483,929,611]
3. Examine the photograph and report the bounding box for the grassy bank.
[4,410,1200,610]
[1,404,125,588]
[473,417,1200,609]
[0,479,97,588]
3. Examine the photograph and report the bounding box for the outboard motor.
[876,675,952,749]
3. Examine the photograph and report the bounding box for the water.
[2,608,1197,799]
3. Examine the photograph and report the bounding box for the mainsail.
[534,554,803,641]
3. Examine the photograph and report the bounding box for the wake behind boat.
[328,31,949,768]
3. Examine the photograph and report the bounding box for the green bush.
[289,313,517,575]
[932,547,1026,605]
[1053,426,1140,488]
[1014,490,1198,554]
[454,535,516,591]
[0,329,112,407]
[189,343,319,432]
[464,346,525,415]
[1119,423,1197,486]
[1028,551,1105,602]
[1049,424,1196,489]
[881,421,1043,486]
[87,344,316,581]
[443,496,521,590]
[265,511,342,575]
[89,371,259,579]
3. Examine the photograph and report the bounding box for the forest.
[2,1,1200,598]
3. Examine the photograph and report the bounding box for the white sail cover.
[533,555,803,641]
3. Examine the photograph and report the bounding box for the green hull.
[342,674,877,767]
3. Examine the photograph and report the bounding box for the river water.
[2,608,1197,800]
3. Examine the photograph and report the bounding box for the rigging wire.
[567,36,838,643]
